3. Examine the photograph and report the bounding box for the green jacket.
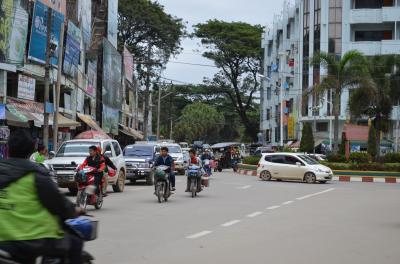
[0,159,76,241]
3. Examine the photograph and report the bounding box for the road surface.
[81,170,400,264]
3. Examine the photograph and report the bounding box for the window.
[286,23,291,39]
[329,0,342,55]
[354,0,393,9]
[267,87,271,100]
[284,155,302,165]
[355,30,393,41]
[112,142,121,156]
[271,155,285,164]
[317,122,328,132]
[267,109,271,120]
[104,142,113,157]
[265,156,272,162]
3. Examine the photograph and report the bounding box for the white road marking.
[296,188,335,200]
[221,220,241,227]
[374,177,385,183]
[282,201,293,205]
[247,211,263,218]
[130,187,146,191]
[186,231,213,239]
[266,205,280,210]
[176,180,183,183]
[236,185,251,190]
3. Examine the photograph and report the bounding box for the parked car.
[159,142,185,175]
[257,152,333,183]
[124,143,160,185]
[253,146,275,157]
[45,139,126,194]
[307,154,327,161]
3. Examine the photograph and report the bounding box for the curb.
[237,169,400,184]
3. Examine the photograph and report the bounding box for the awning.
[314,139,324,147]
[54,114,80,127]
[27,113,80,128]
[6,109,29,128]
[77,113,103,132]
[119,124,144,140]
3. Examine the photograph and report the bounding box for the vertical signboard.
[28,0,65,66]
[63,21,81,79]
[0,0,29,64]
[17,74,36,101]
[78,0,91,46]
[102,104,119,135]
[123,46,134,83]
[86,59,97,97]
[38,0,66,15]
[107,0,118,48]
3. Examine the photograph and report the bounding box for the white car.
[159,142,185,175]
[257,152,333,183]
[45,139,126,194]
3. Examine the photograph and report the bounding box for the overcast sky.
[157,0,286,84]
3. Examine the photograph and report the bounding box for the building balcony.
[350,7,400,24]
[348,40,400,55]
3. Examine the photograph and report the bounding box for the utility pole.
[53,21,64,152]
[43,8,52,149]
[143,45,152,140]
[279,53,284,148]
[156,83,162,140]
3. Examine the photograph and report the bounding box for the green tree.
[367,125,377,159]
[311,50,367,153]
[194,20,263,141]
[118,0,186,138]
[300,123,314,153]
[174,103,224,143]
[349,55,400,155]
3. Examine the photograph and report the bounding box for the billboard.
[107,0,118,48]
[103,104,119,135]
[78,0,91,46]
[86,59,97,97]
[0,0,29,64]
[103,38,122,109]
[123,46,134,83]
[28,0,65,66]
[37,0,66,15]
[17,74,36,101]
[63,21,81,79]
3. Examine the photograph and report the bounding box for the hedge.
[243,156,260,165]
[321,162,400,172]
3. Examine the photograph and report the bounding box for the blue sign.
[63,21,81,79]
[45,102,54,114]
[0,104,5,120]
[271,63,278,72]
[283,82,289,90]
[28,1,64,66]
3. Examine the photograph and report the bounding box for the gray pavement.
[82,171,400,264]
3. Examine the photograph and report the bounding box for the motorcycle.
[75,166,104,210]
[154,165,172,203]
[0,216,98,264]
[187,165,202,198]
[203,159,212,177]
[232,159,239,173]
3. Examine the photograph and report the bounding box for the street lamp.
[258,73,284,148]
[320,97,334,152]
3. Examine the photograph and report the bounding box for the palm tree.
[349,55,400,156]
[311,50,368,153]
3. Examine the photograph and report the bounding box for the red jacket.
[79,154,106,173]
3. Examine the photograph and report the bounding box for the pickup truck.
[45,139,126,195]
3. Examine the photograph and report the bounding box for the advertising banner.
[86,59,97,97]
[37,0,66,15]
[28,0,65,66]
[0,0,29,64]
[107,0,118,48]
[288,115,295,139]
[78,0,91,46]
[102,104,119,135]
[123,46,134,83]
[103,38,122,109]
[63,21,81,79]
[17,74,36,101]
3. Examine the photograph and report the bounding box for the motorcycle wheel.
[95,192,103,209]
[76,190,87,209]
[156,182,163,203]
[191,178,197,198]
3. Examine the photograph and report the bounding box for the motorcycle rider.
[201,149,213,176]
[154,147,176,191]
[185,149,202,192]
[79,145,106,195]
[0,129,84,264]
[30,144,47,164]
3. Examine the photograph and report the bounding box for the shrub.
[323,162,400,171]
[326,154,346,162]
[384,152,400,163]
[367,125,377,159]
[349,152,370,163]
[300,123,314,153]
[243,156,261,165]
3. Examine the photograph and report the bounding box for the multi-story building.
[260,0,400,150]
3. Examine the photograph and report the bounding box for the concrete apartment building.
[260,0,400,151]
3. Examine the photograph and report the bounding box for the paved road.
[81,171,400,264]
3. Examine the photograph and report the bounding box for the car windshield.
[166,146,181,153]
[124,146,153,157]
[57,142,100,157]
[298,155,320,165]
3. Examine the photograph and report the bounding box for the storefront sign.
[63,21,81,79]
[28,1,64,65]
[18,74,36,101]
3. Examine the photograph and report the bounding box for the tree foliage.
[300,123,314,153]
[194,20,263,141]
[174,102,224,143]
[311,50,367,153]
[367,125,377,159]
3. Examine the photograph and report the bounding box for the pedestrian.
[30,145,47,164]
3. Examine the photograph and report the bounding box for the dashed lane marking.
[266,205,280,210]
[186,231,213,239]
[282,201,294,205]
[247,211,263,218]
[296,188,335,200]
[221,220,241,227]
[236,185,251,190]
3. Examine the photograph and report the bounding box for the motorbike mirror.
[49,151,56,159]
[71,161,77,166]
[104,151,112,157]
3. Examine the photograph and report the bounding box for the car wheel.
[260,170,272,181]
[112,170,125,192]
[68,186,78,196]
[146,173,154,185]
[304,172,316,184]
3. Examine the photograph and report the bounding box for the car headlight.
[138,163,149,168]
[177,157,183,162]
